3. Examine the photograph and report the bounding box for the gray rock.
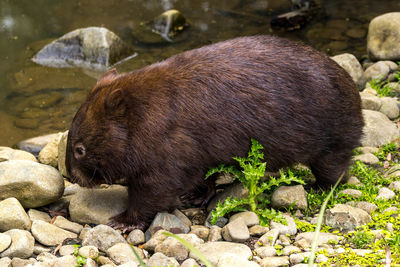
[290,252,311,265]
[217,253,260,267]
[189,225,210,241]
[11,258,36,267]
[259,256,289,267]
[52,255,77,267]
[38,133,62,168]
[353,153,379,165]
[33,244,52,255]
[172,209,192,228]
[0,233,11,253]
[364,61,398,81]
[205,212,228,228]
[324,204,372,230]
[69,185,128,225]
[249,225,269,237]
[78,246,99,259]
[389,181,400,192]
[0,160,64,208]
[361,110,400,147]
[17,133,59,156]
[295,232,343,246]
[255,229,280,248]
[27,209,51,223]
[363,87,378,95]
[230,211,259,227]
[293,238,310,249]
[57,131,69,177]
[380,97,400,120]
[127,229,145,245]
[222,217,250,242]
[346,176,362,185]
[0,147,37,162]
[0,197,31,231]
[145,212,190,241]
[142,230,170,252]
[355,201,378,214]
[254,246,277,258]
[36,251,57,262]
[82,224,126,252]
[0,230,34,259]
[147,252,179,267]
[106,243,143,265]
[207,183,248,212]
[32,27,130,70]
[331,53,365,88]
[336,189,363,198]
[360,92,382,111]
[181,258,200,267]
[383,207,399,213]
[98,256,116,266]
[191,241,252,266]
[53,216,83,234]
[31,220,77,246]
[0,257,11,267]
[208,226,223,242]
[271,185,307,210]
[377,187,396,200]
[367,12,400,61]
[58,245,76,256]
[155,233,203,261]
[215,173,235,185]
[270,214,297,235]
[282,245,301,256]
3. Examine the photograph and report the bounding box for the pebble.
[181,258,200,267]
[282,245,301,256]
[337,189,363,198]
[78,245,99,259]
[0,229,35,259]
[155,234,203,261]
[27,209,52,223]
[230,211,260,226]
[0,197,32,231]
[324,204,372,230]
[53,216,83,234]
[82,224,126,252]
[355,201,378,214]
[189,225,210,241]
[147,252,180,267]
[353,153,380,165]
[389,181,400,191]
[58,245,76,256]
[259,256,290,267]
[255,246,277,258]
[31,220,77,246]
[107,243,144,265]
[255,229,280,248]
[377,187,395,200]
[208,225,223,242]
[271,185,308,210]
[145,212,190,241]
[0,147,37,162]
[222,217,250,242]
[0,233,12,253]
[127,229,145,245]
[270,214,297,235]
[217,253,260,267]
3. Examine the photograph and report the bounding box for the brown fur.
[66,35,364,230]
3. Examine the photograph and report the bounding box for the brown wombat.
[66,35,363,231]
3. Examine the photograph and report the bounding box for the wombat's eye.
[74,143,86,159]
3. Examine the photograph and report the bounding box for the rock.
[324,204,372,230]
[0,230,34,259]
[215,173,235,185]
[389,181,400,192]
[295,232,343,246]
[53,216,83,234]
[57,131,68,177]
[255,229,280,248]
[270,214,297,235]
[155,233,203,261]
[0,233,11,253]
[142,230,170,252]
[17,133,59,156]
[191,241,252,266]
[361,110,400,147]
[147,252,179,267]
[208,226,223,242]
[0,257,11,267]
[84,258,97,267]
[32,27,130,70]
[347,176,362,185]
[230,211,260,227]
[98,256,116,266]
[207,183,248,212]
[33,244,52,255]
[282,245,301,256]
[82,224,126,252]
[52,255,77,267]
[290,252,311,264]
[271,185,307,210]
[145,212,190,241]
[222,218,250,242]
[31,220,77,246]
[172,209,192,228]
[255,246,277,258]
[360,92,382,111]
[364,61,398,81]
[331,53,365,88]
[0,160,64,208]
[27,209,51,223]
[383,207,399,213]
[181,258,200,267]
[36,251,57,262]
[379,97,399,119]
[294,238,310,249]
[205,213,228,228]
[0,197,31,231]
[278,234,291,246]
[367,12,400,61]
[107,243,144,265]
[217,253,260,267]
[189,225,210,241]
[353,153,379,165]
[249,225,269,237]
[69,185,128,225]
[336,189,363,198]
[11,258,37,267]
[259,256,290,267]
[355,201,378,214]
[127,229,145,245]
[377,187,395,200]
[59,245,76,256]
[0,147,37,162]
[38,133,62,168]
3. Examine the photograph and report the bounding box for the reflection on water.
[0,0,400,146]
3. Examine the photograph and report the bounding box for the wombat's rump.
[66,35,363,230]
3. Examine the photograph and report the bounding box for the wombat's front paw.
[108,212,148,233]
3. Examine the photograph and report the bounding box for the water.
[0,0,399,146]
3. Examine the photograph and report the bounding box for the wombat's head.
[66,69,130,186]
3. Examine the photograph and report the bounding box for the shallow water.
[0,0,399,146]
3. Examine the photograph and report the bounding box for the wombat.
[66,35,363,231]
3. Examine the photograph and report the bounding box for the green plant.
[206,139,304,225]
[72,244,87,267]
[349,231,374,249]
[374,142,398,162]
[369,76,395,97]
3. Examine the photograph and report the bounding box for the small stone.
[0,147,37,162]
[255,246,277,258]
[379,97,400,120]
[255,229,280,248]
[57,130,69,177]
[207,183,248,212]
[346,176,362,185]
[278,234,291,246]
[53,255,77,267]
[172,209,192,228]
[84,258,97,267]
[389,181,400,192]
[127,229,145,245]
[38,133,62,168]
[36,251,57,262]
[353,153,379,165]
[377,187,395,200]
[145,212,190,241]
[0,257,11,267]
[0,197,32,231]
[331,53,365,88]
[181,258,200,267]
[82,224,126,252]
[364,61,393,81]
[271,185,307,210]
[53,216,83,234]
[205,213,228,228]
[17,133,59,156]
[217,253,260,267]
[33,244,51,255]
[259,256,289,267]
[27,209,51,223]
[270,214,297,235]
[155,233,203,261]
[324,204,372,230]
[107,243,144,265]
[208,225,222,242]
[222,217,250,242]
[295,232,343,247]
[337,189,363,198]
[98,256,117,266]
[230,211,259,226]
[78,246,99,259]
[215,173,235,185]
[59,245,76,256]
[386,223,394,232]
[383,207,399,213]
[361,110,400,147]
[294,238,310,249]
[147,252,179,267]
[249,225,269,237]
[282,245,301,256]
[0,229,35,259]
[355,201,378,214]
[142,230,170,252]
[0,233,12,253]
[79,225,92,240]
[11,258,37,267]
[360,92,382,111]
[31,220,77,246]
[353,249,373,256]
[290,252,311,264]
[363,88,378,96]
[189,225,209,241]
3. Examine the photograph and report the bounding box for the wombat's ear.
[96,68,119,86]
[105,88,125,113]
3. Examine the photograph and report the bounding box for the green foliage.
[207,139,304,226]
[374,142,399,163]
[76,256,87,267]
[348,231,374,249]
[369,76,395,97]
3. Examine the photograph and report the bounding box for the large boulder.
[367,12,400,61]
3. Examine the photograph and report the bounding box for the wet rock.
[32,27,130,70]
[0,197,31,231]
[147,252,179,267]
[271,185,307,210]
[270,214,297,235]
[82,224,126,252]
[295,232,343,246]
[249,225,269,237]
[190,241,252,266]
[379,97,399,119]
[155,233,203,261]
[0,233,11,253]
[189,225,209,241]
[31,220,77,246]
[255,229,280,248]
[355,201,378,214]
[69,185,128,225]
[331,53,365,88]
[38,133,62,168]
[364,61,398,81]
[217,253,260,267]
[0,147,37,162]
[27,209,51,223]
[230,211,259,227]
[0,160,64,207]
[377,187,395,200]
[0,230,34,259]
[107,243,144,265]
[324,204,372,230]
[53,216,83,234]
[145,212,190,241]
[360,92,382,111]
[57,130,69,177]
[208,226,223,242]
[336,189,363,198]
[207,183,248,212]
[222,217,250,242]
[255,246,277,258]
[361,110,400,147]
[367,12,400,61]
[259,256,289,267]
[127,229,145,245]
[150,9,188,41]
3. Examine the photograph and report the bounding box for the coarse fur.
[66,35,364,230]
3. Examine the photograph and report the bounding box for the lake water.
[1,0,399,146]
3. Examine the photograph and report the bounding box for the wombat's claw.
[107,221,146,233]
